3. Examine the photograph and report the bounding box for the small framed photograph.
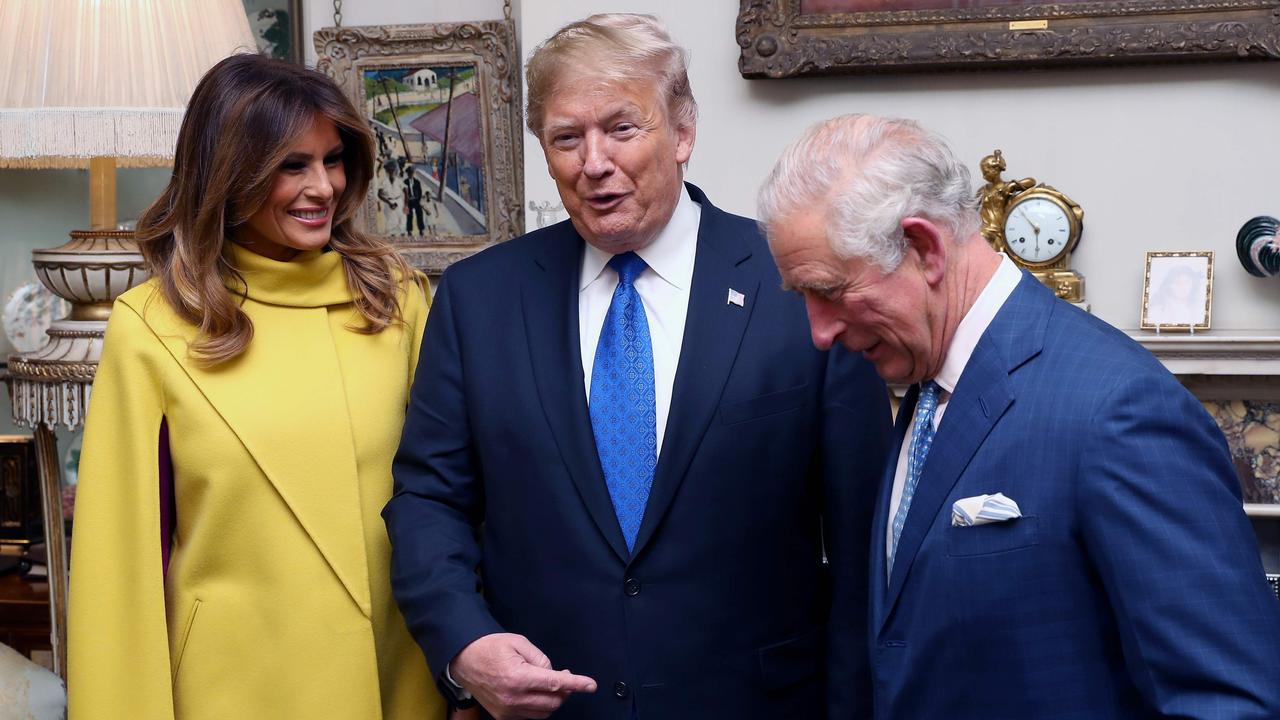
[1140,251,1213,332]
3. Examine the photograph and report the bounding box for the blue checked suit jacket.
[386,184,893,719]
[869,272,1280,719]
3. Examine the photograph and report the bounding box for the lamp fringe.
[0,108,182,168]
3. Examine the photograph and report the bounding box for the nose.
[305,163,335,201]
[804,295,842,351]
[582,132,613,179]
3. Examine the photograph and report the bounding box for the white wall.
[518,2,1280,332]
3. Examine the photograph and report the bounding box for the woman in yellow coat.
[67,54,447,720]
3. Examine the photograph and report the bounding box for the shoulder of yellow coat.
[396,267,432,322]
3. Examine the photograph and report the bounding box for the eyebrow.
[781,279,838,293]
[283,143,345,161]
[543,103,648,137]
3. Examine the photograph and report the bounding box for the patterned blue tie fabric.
[590,252,657,552]
[889,380,942,573]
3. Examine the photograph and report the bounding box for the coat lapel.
[522,226,631,563]
[880,273,1050,628]
[134,294,373,616]
[630,187,758,560]
[869,385,918,629]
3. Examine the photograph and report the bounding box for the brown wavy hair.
[136,53,411,365]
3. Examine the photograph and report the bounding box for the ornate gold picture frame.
[1140,251,1213,332]
[316,22,524,275]
[738,0,1280,77]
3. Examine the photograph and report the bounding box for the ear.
[674,121,695,165]
[901,217,948,287]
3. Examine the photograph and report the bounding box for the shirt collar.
[932,253,1022,394]
[579,185,701,291]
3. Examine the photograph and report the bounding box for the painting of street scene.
[363,64,488,238]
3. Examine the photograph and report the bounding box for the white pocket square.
[951,493,1022,527]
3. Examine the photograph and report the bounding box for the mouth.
[585,192,627,211]
[288,207,331,227]
[859,340,882,360]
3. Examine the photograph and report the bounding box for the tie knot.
[608,252,648,285]
[918,380,941,413]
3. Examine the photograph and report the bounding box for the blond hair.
[525,13,697,139]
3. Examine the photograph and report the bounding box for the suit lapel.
[880,273,1050,628]
[135,295,372,616]
[522,226,631,563]
[630,189,758,559]
[870,385,918,629]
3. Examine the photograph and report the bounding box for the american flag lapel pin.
[727,288,745,307]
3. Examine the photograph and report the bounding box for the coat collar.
[224,243,354,307]
[123,280,373,617]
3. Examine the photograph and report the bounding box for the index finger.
[521,666,598,694]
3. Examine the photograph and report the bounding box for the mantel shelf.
[1123,330,1280,376]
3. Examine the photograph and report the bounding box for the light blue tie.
[889,380,941,574]
[590,252,657,552]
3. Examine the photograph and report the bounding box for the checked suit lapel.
[881,350,1012,623]
[880,272,1050,627]
[523,226,631,563]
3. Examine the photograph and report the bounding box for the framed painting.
[243,0,303,63]
[1140,251,1213,332]
[737,0,1280,76]
[315,22,524,275]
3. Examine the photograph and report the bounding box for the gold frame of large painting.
[737,0,1280,77]
[315,22,525,275]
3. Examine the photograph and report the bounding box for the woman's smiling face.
[238,115,347,261]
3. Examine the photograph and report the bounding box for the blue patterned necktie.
[889,380,942,574]
[590,252,657,552]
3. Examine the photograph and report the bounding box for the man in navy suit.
[385,15,891,720]
[760,114,1280,718]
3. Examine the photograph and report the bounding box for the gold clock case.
[1000,185,1084,271]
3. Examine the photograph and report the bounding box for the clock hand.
[1017,208,1040,234]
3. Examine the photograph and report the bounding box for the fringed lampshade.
[0,0,256,680]
[0,0,256,170]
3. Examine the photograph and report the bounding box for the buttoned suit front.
[386,184,893,719]
[869,273,1280,719]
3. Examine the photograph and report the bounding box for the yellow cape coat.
[67,246,445,720]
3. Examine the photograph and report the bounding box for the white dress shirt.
[579,187,701,457]
[885,254,1023,570]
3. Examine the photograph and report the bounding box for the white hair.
[525,13,697,138]
[757,114,980,273]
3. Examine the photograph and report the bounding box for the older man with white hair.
[760,114,1280,719]
[386,17,892,720]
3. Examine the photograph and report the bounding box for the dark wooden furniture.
[0,571,52,665]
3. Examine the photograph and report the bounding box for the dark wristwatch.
[440,666,478,710]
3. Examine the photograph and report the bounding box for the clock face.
[1002,195,1074,265]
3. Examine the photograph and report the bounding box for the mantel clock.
[977,150,1085,304]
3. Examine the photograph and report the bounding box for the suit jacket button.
[624,577,641,596]
[614,681,630,699]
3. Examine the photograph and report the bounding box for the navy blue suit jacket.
[386,184,892,719]
[870,273,1280,719]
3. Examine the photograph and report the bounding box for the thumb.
[509,635,553,669]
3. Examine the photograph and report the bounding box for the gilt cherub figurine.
[977,150,1036,247]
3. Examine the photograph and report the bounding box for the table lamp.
[0,0,255,678]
